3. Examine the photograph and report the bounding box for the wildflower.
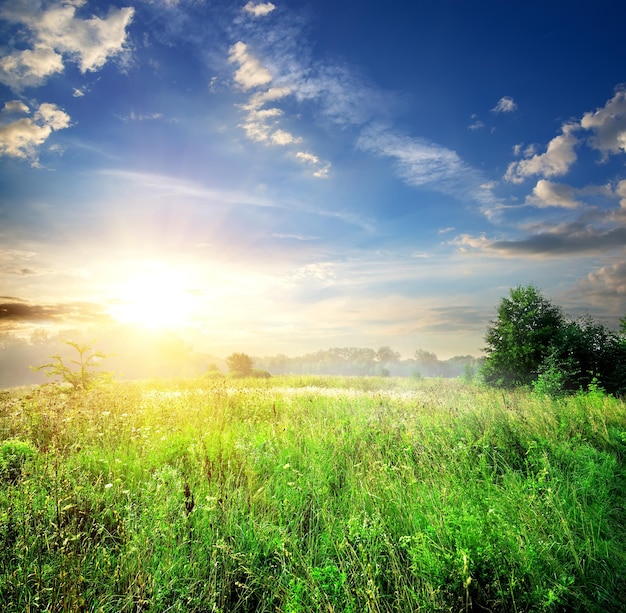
[105,482,113,489]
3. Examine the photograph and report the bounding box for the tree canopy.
[482,285,626,395]
[226,352,254,377]
[482,285,564,388]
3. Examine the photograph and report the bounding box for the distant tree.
[205,362,224,379]
[32,340,112,391]
[415,349,441,376]
[376,346,401,363]
[482,285,564,388]
[226,352,254,377]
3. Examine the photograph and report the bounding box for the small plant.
[462,363,477,384]
[0,439,36,484]
[31,340,112,391]
[205,363,224,379]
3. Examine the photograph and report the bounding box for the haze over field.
[1,0,626,359]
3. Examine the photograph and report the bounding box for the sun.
[108,261,199,331]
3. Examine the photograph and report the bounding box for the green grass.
[1,376,625,612]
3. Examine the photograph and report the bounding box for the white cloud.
[244,87,292,109]
[243,2,276,17]
[125,111,163,122]
[578,257,626,306]
[504,123,578,183]
[3,100,30,114]
[580,89,626,158]
[313,165,331,179]
[0,45,64,90]
[295,151,320,165]
[492,96,517,113]
[449,234,492,252]
[468,117,485,130]
[228,42,330,173]
[270,129,301,146]
[0,1,134,91]
[295,151,331,178]
[526,179,581,209]
[357,126,498,211]
[228,41,273,90]
[0,101,70,164]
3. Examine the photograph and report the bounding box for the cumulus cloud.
[492,96,517,113]
[3,100,30,114]
[578,258,626,301]
[0,101,70,164]
[505,123,578,183]
[0,1,134,92]
[0,45,64,90]
[228,41,273,90]
[243,2,276,17]
[270,129,301,146]
[526,179,581,209]
[580,89,626,158]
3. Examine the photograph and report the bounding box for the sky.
[1,0,626,360]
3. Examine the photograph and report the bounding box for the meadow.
[1,376,625,612]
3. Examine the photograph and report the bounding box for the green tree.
[226,352,254,377]
[482,285,564,388]
[32,340,112,391]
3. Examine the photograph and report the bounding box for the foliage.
[31,340,112,391]
[0,439,36,484]
[1,377,625,612]
[225,352,254,377]
[482,285,564,388]
[545,316,625,395]
[483,285,626,396]
[205,363,224,379]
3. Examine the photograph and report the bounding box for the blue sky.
[1,0,626,359]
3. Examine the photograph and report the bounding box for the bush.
[0,439,36,484]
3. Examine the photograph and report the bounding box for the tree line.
[251,347,481,378]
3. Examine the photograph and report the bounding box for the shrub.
[0,439,36,484]
[31,340,112,391]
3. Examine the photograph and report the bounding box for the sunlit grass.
[1,376,625,611]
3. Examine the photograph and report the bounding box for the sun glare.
[108,262,199,331]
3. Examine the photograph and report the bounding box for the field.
[1,376,625,612]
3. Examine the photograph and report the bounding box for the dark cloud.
[0,300,112,326]
[490,225,626,256]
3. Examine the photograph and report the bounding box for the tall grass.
[1,376,625,611]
